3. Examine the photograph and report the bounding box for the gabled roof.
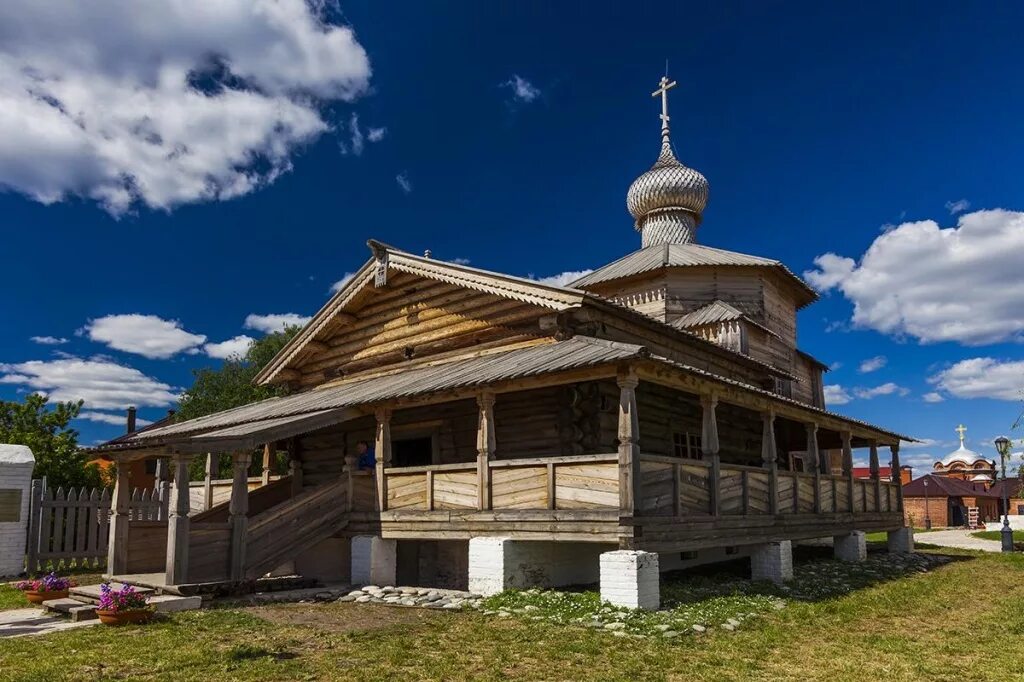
[571,243,818,306]
[672,300,746,328]
[254,242,589,386]
[902,473,996,498]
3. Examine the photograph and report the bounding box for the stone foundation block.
[751,540,793,584]
[599,550,659,610]
[351,536,397,586]
[887,527,915,554]
[468,537,608,596]
[834,531,867,562]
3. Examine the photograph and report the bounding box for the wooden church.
[94,77,912,609]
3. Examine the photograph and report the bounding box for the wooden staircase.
[243,477,350,579]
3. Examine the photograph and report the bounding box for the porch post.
[841,431,855,513]
[229,451,251,580]
[203,453,214,511]
[107,458,131,575]
[617,369,642,515]
[375,408,393,512]
[343,453,357,511]
[165,452,192,585]
[155,457,171,520]
[890,443,905,514]
[805,422,821,513]
[702,394,721,516]
[869,441,881,512]
[761,410,779,515]
[261,443,274,485]
[476,392,496,511]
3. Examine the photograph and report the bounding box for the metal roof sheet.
[672,300,746,328]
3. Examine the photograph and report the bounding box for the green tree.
[0,394,104,489]
[176,326,300,479]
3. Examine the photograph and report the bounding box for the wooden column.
[155,457,171,520]
[890,443,905,513]
[288,439,304,496]
[841,431,855,513]
[702,394,721,516]
[165,453,192,585]
[476,392,496,511]
[869,440,881,512]
[203,453,214,511]
[375,408,393,512]
[229,452,251,581]
[343,453,357,511]
[805,422,821,514]
[617,369,642,515]
[106,458,131,575]
[761,410,779,515]
[261,443,274,485]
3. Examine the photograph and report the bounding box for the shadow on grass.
[656,544,974,607]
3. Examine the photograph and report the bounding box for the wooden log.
[617,369,641,515]
[107,464,130,574]
[375,408,392,512]
[761,411,780,515]
[477,392,495,511]
[25,479,43,573]
[229,452,251,581]
[165,454,191,585]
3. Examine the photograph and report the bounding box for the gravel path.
[918,529,1002,552]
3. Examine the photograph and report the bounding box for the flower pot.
[96,609,152,626]
[25,589,69,604]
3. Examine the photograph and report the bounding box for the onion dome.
[627,76,709,247]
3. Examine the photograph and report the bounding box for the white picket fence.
[24,479,167,572]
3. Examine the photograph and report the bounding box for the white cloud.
[449,257,471,266]
[529,269,594,288]
[78,410,152,427]
[903,438,942,449]
[829,361,843,371]
[922,392,945,403]
[203,335,254,360]
[30,336,68,345]
[803,210,1024,345]
[502,75,541,103]
[395,172,412,193]
[929,357,1024,401]
[330,272,357,294]
[824,384,852,405]
[858,355,887,373]
[339,112,386,156]
[243,313,311,334]
[0,357,177,409]
[945,199,971,214]
[0,0,371,215]
[82,314,206,359]
[854,382,908,399]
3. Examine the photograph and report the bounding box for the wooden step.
[42,598,97,622]
[70,582,154,604]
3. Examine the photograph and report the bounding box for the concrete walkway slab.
[0,608,99,638]
[918,529,1002,552]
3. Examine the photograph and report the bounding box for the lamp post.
[923,477,931,529]
[994,436,1013,552]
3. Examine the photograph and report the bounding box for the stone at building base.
[833,531,867,562]
[351,536,397,586]
[751,540,792,584]
[599,550,659,611]
[468,537,609,596]
[886,527,915,554]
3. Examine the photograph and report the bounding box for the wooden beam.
[306,340,329,354]
[762,410,779,515]
[890,443,905,515]
[229,452,252,581]
[261,443,273,486]
[476,392,496,511]
[617,368,641,515]
[841,431,855,513]
[107,462,131,575]
[701,393,721,516]
[375,408,393,512]
[806,421,821,514]
[869,440,882,513]
[165,453,192,585]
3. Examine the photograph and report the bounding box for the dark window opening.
[679,550,698,561]
[393,436,434,468]
[144,459,157,475]
[673,432,702,459]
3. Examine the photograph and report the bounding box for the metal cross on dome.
[652,75,677,135]
[955,423,967,444]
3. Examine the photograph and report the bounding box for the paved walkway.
[0,608,99,638]
[918,529,1002,553]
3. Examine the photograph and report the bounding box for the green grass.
[971,530,1024,542]
[1,572,105,612]
[2,549,1023,681]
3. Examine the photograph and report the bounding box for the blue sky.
[1,1,1023,472]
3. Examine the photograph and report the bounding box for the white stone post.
[599,550,660,610]
[887,527,915,554]
[751,540,793,584]
[834,531,867,562]
[0,445,35,577]
[165,453,192,585]
[351,536,397,586]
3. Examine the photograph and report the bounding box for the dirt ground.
[250,602,449,634]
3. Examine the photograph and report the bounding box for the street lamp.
[994,436,1013,552]
[923,477,931,529]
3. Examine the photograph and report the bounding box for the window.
[773,378,793,398]
[144,459,157,475]
[789,453,806,473]
[673,432,702,459]
[392,436,434,468]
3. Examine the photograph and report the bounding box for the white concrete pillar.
[887,527,914,554]
[468,537,512,595]
[834,531,866,562]
[351,536,397,586]
[599,550,660,610]
[751,540,793,584]
[0,445,34,577]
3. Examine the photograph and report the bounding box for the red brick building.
[902,474,998,528]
